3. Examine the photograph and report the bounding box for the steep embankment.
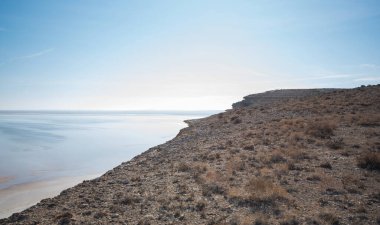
[1,85,379,225]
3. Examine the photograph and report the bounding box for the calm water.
[0,111,217,190]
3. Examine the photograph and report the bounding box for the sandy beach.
[0,174,99,219]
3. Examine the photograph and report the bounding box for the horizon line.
[0,109,225,115]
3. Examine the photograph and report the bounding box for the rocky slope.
[1,85,380,225]
[232,89,340,109]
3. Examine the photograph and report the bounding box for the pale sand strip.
[0,176,15,184]
[0,174,100,219]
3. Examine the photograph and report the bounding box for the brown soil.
[1,85,379,225]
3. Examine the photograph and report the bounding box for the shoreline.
[0,174,100,219]
[0,111,208,220]
[1,86,379,224]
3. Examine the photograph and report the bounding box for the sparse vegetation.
[326,137,344,149]
[357,151,380,170]
[178,162,191,172]
[320,162,332,169]
[306,120,336,139]
[231,116,242,124]
[319,213,340,225]
[2,86,380,224]
[243,145,255,151]
[253,178,285,197]
[357,114,380,127]
[202,183,226,197]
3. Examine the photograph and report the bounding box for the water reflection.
[0,111,218,189]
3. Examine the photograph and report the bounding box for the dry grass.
[288,131,304,146]
[245,177,288,201]
[287,148,310,161]
[177,162,191,172]
[231,116,242,124]
[319,212,340,225]
[269,152,287,164]
[226,156,245,175]
[243,145,255,151]
[357,114,380,127]
[357,151,380,171]
[326,137,344,149]
[320,162,332,169]
[306,119,337,139]
[227,177,288,203]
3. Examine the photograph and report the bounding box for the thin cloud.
[10,48,55,61]
[0,48,55,67]
[293,74,354,81]
[354,77,380,81]
[360,64,380,69]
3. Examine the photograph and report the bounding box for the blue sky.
[0,0,379,110]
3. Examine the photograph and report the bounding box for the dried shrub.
[254,218,269,225]
[8,213,28,222]
[287,162,302,171]
[270,153,287,164]
[54,212,73,225]
[306,120,336,139]
[226,156,245,174]
[228,178,287,213]
[93,212,107,219]
[231,116,242,124]
[178,162,191,172]
[280,219,300,225]
[243,145,255,151]
[262,138,271,145]
[245,178,287,202]
[306,175,321,182]
[195,201,206,211]
[357,114,380,127]
[320,162,332,169]
[116,195,141,205]
[137,219,151,225]
[130,176,141,182]
[342,175,364,194]
[202,183,226,196]
[287,149,310,161]
[326,137,344,149]
[319,213,340,225]
[289,132,303,145]
[357,151,380,171]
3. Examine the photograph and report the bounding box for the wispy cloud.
[354,76,380,82]
[0,48,55,67]
[10,48,55,61]
[359,64,380,69]
[293,74,354,81]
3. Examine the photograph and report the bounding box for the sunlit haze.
[0,0,379,110]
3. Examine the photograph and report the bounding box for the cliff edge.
[232,89,340,109]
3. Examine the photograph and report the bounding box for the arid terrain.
[1,85,379,225]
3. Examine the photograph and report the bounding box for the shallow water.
[0,111,217,203]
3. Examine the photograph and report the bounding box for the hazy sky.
[0,0,379,110]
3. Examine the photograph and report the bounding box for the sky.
[0,0,379,110]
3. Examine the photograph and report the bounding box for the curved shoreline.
[0,174,100,219]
